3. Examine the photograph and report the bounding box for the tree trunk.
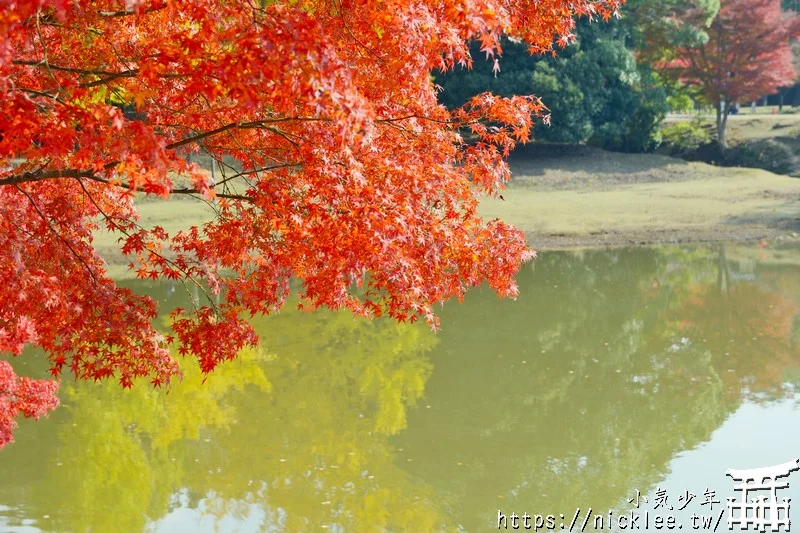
[779,92,784,112]
[716,102,729,149]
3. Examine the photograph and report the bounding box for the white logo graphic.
[726,459,799,531]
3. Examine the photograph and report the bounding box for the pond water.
[3,245,800,532]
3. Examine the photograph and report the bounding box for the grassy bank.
[479,144,800,249]
[94,144,800,275]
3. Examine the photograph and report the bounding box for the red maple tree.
[665,0,799,146]
[0,360,60,446]
[0,0,623,447]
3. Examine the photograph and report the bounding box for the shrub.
[667,93,695,115]
[660,121,711,154]
[681,139,797,176]
[730,140,796,175]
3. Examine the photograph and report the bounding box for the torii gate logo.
[727,459,799,531]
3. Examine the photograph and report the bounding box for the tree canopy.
[436,18,668,152]
[624,0,720,64]
[0,1,624,447]
[659,0,799,146]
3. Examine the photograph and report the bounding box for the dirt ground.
[480,144,800,250]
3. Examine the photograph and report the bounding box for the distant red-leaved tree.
[0,0,622,447]
[665,0,799,146]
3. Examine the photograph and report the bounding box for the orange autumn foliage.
[0,0,621,447]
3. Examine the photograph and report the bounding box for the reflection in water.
[1,304,441,532]
[2,245,800,531]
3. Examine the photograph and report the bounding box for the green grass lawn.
[95,146,800,275]
[484,146,800,248]
[481,166,800,239]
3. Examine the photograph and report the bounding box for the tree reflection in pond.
[394,246,800,528]
[1,300,442,532]
[2,245,800,532]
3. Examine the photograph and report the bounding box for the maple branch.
[219,125,267,182]
[164,119,313,151]
[166,124,241,150]
[10,182,205,334]
[13,60,189,89]
[0,166,252,201]
[171,162,301,194]
[377,114,472,126]
[39,19,104,36]
[16,87,67,107]
[12,184,100,285]
[79,71,139,89]
[34,11,59,88]
[337,9,389,67]
[74,178,219,314]
[0,168,99,185]
[12,60,124,77]
[84,174,254,201]
[0,205,39,241]
[97,5,168,17]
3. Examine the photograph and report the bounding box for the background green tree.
[436,18,668,152]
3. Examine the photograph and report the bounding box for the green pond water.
[3,245,800,532]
